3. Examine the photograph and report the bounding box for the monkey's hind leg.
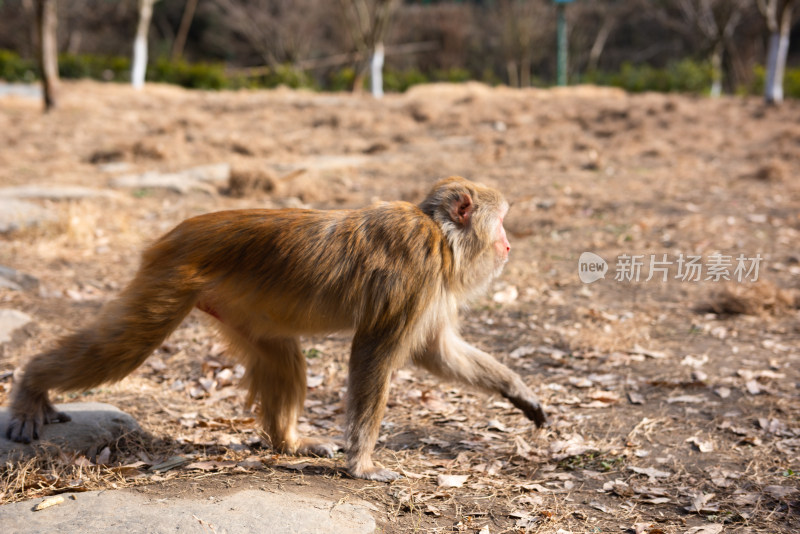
[7,275,200,443]
[222,327,341,458]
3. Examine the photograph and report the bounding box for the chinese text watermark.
[579,252,762,284]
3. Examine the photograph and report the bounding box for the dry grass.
[699,280,797,316]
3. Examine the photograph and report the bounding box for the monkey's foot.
[506,394,547,427]
[348,458,402,482]
[349,465,402,482]
[295,437,343,458]
[6,390,71,443]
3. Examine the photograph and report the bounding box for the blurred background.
[0,0,797,99]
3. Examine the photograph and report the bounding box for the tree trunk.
[520,53,531,88]
[763,0,794,105]
[35,0,58,111]
[370,41,384,98]
[710,40,723,98]
[171,0,198,62]
[132,0,156,90]
[765,31,789,104]
[587,16,614,73]
[506,60,518,88]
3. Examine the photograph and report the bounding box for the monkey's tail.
[19,262,202,394]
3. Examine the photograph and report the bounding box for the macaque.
[6,176,546,481]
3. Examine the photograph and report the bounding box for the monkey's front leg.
[415,328,547,427]
[345,335,402,482]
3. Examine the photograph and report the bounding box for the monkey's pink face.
[494,217,511,264]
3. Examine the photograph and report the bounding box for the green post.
[555,0,571,86]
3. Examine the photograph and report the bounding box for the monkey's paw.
[350,466,402,482]
[296,437,343,458]
[507,395,548,428]
[6,396,72,443]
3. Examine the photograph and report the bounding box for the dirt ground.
[1,80,799,533]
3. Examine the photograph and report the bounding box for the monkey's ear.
[448,193,473,226]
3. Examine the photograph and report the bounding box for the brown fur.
[6,176,546,481]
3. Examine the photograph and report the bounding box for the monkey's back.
[145,203,454,336]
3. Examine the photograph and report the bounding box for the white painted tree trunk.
[765,31,789,104]
[370,42,384,99]
[710,41,723,98]
[132,0,155,90]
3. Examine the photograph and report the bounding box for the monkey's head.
[420,176,511,284]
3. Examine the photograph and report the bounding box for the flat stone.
[0,403,140,461]
[0,265,40,291]
[0,198,57,233]
[110,163,231,194]
[0,309,32,343]
[0,488,376,534]
[0,185,120,201]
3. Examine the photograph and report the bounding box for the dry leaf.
[684,525,723,534]
[34,496,65,511]
[437,474,469,488]
[667,394,706,404]
[714,387,730,399]
[185,460,237,471]
[686,436,714,453]
[685,493,719,514]
[764,485,798,500]
[628,466,671,480]
[628,392,645,404]
[745,380,761,395]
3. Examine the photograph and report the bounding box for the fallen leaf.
[437,474,469,488]
[634,523,652,534]
[487,419,508,432]
[492,285,518,303]
[628,466,671,480]
[549,434,594,460]
[510,345,536,358]
[686,436,714,453]
[681,354,708,368]
[684,524,723,534]
[685,492,719,514]
[237,456,263,469]
[714,387,730,399]
[630,344,666,358]
[667,394,706,404]
[96,447,111,466]
[276,461,310,471]
[568,376,592,388]
[150,455,191,473]
[185,460,237,471]
[745,380,761,395]
[34,496,65,511]
[764,485,799,500]
[628,392,645,404]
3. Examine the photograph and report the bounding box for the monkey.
[6,176,547,481]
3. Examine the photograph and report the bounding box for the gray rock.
[0,198,58,233]
[110,163,231,194]
[0,488,376,534]
[0,403,140,461]
[0,309,32,343]
[0,265,40,291]
[0,186,121,201]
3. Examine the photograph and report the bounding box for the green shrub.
[583,59,712,94]
[148,58,227,89]
[59,53,130,82]
[0,49,36,82]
